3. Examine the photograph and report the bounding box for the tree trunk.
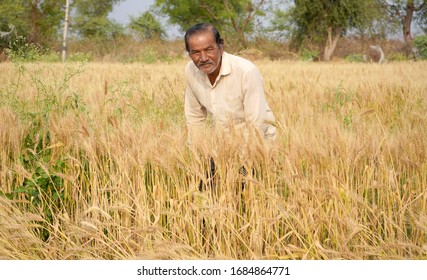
[323,26,341,61]
[62,0,70,62]
[29,0,40,44]
[402,1,415,45]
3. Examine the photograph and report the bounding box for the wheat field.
[0,59,426,260]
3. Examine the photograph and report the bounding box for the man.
[184,23,276,189]
[184,23,276,144]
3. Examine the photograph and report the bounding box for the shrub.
[413,35,427,60]
[387,52,407,62]
[344,53,364,62]
[39,52,62,63]
[67,52,93,62]
[5,36,43,62]
[300,48,320,61]
[138,47,158,63]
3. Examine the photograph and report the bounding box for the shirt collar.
[209,52,230,87]
[219,52,231,77]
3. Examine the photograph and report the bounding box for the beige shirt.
[184,52,276,141]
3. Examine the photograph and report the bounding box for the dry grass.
[0,60,426,260]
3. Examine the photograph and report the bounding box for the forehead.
[187,31,216,51]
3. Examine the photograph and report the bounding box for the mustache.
[198,61,213,67]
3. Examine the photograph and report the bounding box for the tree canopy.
[1,0,426,61]
[154,0,267,48]
[284,0,381,61]
[72,0,124,39]
[129,11,165,41]
[377,0,427,44]
[0,0,125,51]
[0,0,64,46]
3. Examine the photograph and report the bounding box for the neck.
[207,59,222,85]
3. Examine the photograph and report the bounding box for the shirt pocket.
[225,93,243,111]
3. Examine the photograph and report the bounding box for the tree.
[377,0,427,44]
[154,0,266,48]
[129,11,165,41]
[72,0,124,39]
[269,5,293,41]
[62,0,70,61]
[29,0,65,43]
[0,0,64,47]
[422,8,427,32]
[284,0,380,61]
[0,0,22,48]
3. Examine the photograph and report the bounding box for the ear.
[219,42,224,53]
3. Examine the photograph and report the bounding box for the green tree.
[129,11,165,41]
[30,0,65,43]
[0,0,64,47]
[269,6,293,40]
[0,0,25,37]
[72,0,124,39]
[414,34,427,59]
[377,1,427,44]
[285,0,380,61]
[155,0,267,48]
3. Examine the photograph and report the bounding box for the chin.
[202,69,215,75]
[200,66,216,75]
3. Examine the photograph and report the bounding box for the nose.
[200,51,208,61]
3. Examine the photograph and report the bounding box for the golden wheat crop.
[0,59,426,260]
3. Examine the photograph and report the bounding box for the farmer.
[183,23,276,189]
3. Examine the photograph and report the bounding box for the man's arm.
[184,84,207,145]
[242,67,275,139]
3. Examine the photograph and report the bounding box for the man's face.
[187,31,223,76]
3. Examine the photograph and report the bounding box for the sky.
[109,0,182,39]
[109,0,153,25]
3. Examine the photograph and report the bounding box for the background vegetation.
[1,0,427,62]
